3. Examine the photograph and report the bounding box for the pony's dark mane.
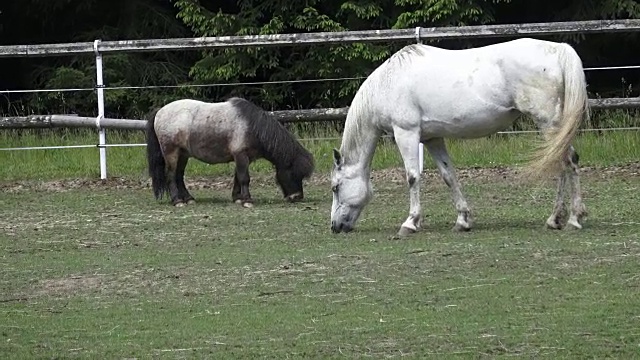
[228,97,314,178]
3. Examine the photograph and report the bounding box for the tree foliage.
[0,0,638,117]
[173,0,515,109]
[0,0,196,118]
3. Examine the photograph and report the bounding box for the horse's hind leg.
[393,127,423,237]
[232,152,253,208]
[546,171,568,229]
[565,146,587,229]
[544,146,586,230]
[176,151,195,205]
[425,138,472,231]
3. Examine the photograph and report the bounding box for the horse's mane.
[228,97,314,178]
[388,43,428,65]
[341,44,428,162]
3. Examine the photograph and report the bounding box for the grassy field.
[0,128,639,181]
[1,123,639,358]
[1,163,639,358]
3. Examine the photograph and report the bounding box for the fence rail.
[2,97,640,130]
[1,20,640,58]
[2,19,640,178]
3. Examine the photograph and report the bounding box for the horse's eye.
[331,185,339,193]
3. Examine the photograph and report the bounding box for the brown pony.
[146,97,314,207]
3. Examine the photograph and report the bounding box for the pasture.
[1,143,639,358]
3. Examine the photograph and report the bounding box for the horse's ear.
[332,148,342,167]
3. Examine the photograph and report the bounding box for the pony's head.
[275,150,315,202]
[330,149,372,233]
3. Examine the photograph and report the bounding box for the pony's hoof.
[174,202,186,208]
[397,226,416,238]
[187,199,196,205]
[286,193,303,202]
[242,202,254,208]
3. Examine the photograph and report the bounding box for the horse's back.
[363,38,572,138]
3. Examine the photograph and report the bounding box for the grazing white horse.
[330,38,589,236]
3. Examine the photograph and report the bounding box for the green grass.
[1,117,639,358]
[0,128,639,181]
[1,170,639,358]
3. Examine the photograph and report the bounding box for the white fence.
[1,20,640,178]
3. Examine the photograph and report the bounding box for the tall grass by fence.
[1,19,640,179]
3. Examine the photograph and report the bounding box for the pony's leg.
[545,171,567,230]
[393,128,423,237]
[424,138,472,231]
[176,152,195,205]
[232,153,253,208]
[565,146,587,229]
[232,174,241,202]
[163,148,185,207]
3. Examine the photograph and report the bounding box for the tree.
[0,0,637,119]
[173,0,513,110]
[0,0,196,118]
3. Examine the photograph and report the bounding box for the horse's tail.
[526,43,589,178]
[145,107,168,199]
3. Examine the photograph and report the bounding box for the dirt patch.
[1,162,638,193]
[0,176,234,193]
[36,275,104,297]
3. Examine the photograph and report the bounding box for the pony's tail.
[526,43,589,179]
[145,108,167,199]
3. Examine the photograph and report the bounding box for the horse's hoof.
[234,199,243,205]
[397,226,416,238]
[187,199,196,205]
[566,219,583,230]
[242,202,254,208]
[174,202,186,207]
[545,217,563,230]
[452,222,472,232]
[452,212,472,232]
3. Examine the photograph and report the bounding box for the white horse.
[330,38,589,236]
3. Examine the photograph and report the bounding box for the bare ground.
[2,162,638,193]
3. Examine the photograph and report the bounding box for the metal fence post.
[94,39,107,179]
[415,27,424,173]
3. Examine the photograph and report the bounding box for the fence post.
[94,39,107,179]
[415,27,424,173]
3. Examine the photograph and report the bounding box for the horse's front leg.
[393,128,423,237]
[424,138,472,231]
[232,153,253,208]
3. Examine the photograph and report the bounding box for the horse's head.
[330,149,372,233]
[275,152,314,203]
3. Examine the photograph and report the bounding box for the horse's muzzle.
[331,221,353,234]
